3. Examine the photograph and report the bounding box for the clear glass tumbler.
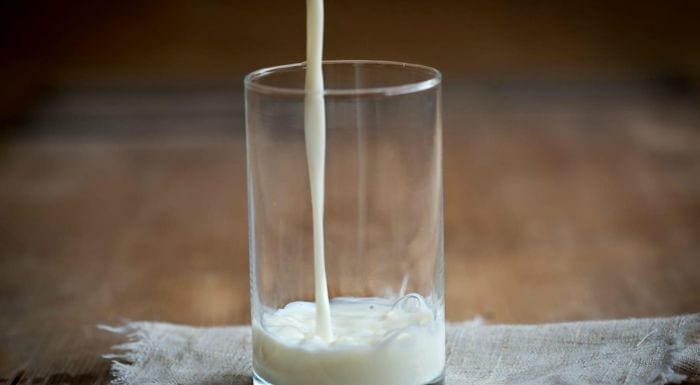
[245,60,444,385]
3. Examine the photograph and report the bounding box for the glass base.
[253,370,445,385]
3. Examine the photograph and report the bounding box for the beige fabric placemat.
[102,314,700,385]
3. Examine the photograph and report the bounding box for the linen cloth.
[101,313,700,385]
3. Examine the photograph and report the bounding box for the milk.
[253,295,445,385]
[303,0,333,342]
[252,0,444,383]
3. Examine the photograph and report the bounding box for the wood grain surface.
[1,82,699,384]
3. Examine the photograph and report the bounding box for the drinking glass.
[245,60,444,385]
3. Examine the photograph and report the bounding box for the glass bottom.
[253,370,445,385]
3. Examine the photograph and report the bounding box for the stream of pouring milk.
[252,1,444,384]
[304,0,333,343]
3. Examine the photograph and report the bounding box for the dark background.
[2,0,700,124]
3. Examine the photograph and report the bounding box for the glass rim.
[244,60,441,96]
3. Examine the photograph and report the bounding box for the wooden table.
[1,82,698,384]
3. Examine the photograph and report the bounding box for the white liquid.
[304,0,333,342]
[253,295,445,385]
[252,0,445,383]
